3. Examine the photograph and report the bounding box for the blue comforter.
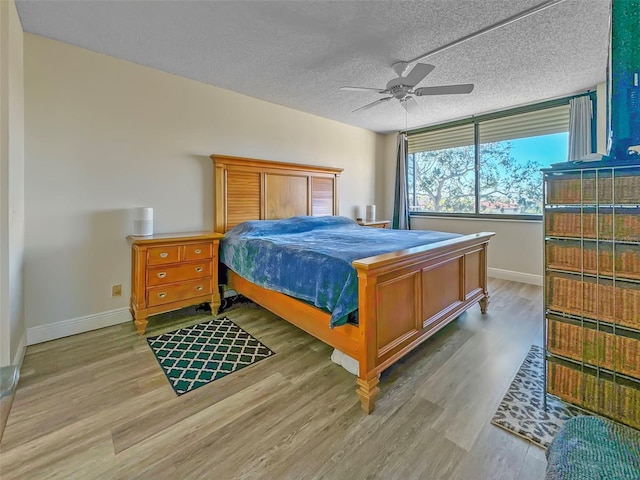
[220,216,462,327]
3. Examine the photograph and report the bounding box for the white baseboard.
[27,307,131,346]
[23,271,539,345]
[488,267,543,286]
[12,330,27,367]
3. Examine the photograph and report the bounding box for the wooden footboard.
[353,232,494,413]
[227,232,493,414]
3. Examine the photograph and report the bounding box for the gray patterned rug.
[147,317,274,395]
[491,345,584,449]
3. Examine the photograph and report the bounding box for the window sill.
[410,213,542,223]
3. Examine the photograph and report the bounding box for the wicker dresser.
[543,160,640,429]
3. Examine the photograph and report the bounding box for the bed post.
[356,377,380,414]
[479,295,490,314]
[478,241,490,314]
[355,269,380,413]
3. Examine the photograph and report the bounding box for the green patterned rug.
[147,317,274,395]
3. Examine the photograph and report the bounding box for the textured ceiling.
[16,0,611,134]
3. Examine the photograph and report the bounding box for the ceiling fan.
[340,0,567,114]
[340,61,474,114]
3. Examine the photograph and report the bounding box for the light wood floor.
[0,278,545,480]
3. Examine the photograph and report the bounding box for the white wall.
[23,34,384,340]
[0,0,26,366]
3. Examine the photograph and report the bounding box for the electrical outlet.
[111,284,122,297]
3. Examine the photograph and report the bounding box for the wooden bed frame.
[211,154,494,413]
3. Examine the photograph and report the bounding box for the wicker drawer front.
[147,262,212,286]
[546,241,640,280]
[547,319,640,378]
[147,246,181,265]
[545,210,640,241]
[547,175,640,205]
[547,360,583,405]
[547,274,640,330]
[547,360,640,429]
[147,278,213,307]
[183,242,213,261]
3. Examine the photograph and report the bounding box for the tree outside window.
[408,104,571,217]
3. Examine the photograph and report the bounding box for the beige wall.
[0,0,26,365]
[24,34,384,336]
[21,34,607,336]
[411,217,543,283]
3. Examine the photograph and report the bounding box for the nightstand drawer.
[184,243,213,261]
[147,278,213,307]
[147,262,212,286]
[147,246,180,265]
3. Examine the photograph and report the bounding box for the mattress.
[219,215,462,327]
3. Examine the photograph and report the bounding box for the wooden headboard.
[211,155,343,233]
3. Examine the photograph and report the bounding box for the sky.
[506,132,569,167]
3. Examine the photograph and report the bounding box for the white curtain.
[392,133,410,230]
[568,96,593,161]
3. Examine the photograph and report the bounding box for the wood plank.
[226,171,261,229]
[265,173,309,218]
[517,446,548,480]
[453,422,530,480]
[0,279,546,480]
[311,176,335,216]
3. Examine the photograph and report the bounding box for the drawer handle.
[157,272,167,278]
[158,292,167,298]
[196,285,204,291]
[195,267,203,273]
[160,252,169,259]
[194,249,202,254]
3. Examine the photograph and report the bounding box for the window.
[408,124,475,213]
[407,98,587,218]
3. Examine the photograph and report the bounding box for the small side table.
[127,231,224,335]
[357,220,390,229]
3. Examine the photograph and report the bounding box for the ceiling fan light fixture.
[391,61,409,77]
[342,62,474,114]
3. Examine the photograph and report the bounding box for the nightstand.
[357,220,390,229]
[127,231,224,335]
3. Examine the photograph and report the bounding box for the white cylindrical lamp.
[133,207,153,236]
[365,205,376,223]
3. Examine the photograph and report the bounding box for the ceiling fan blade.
[340,86,386,93]
[352,97,393,113]
[401,96,422,115]
[403,63,435,87]
[414,84,475,96]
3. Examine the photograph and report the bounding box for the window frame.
[406,92,596,221]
